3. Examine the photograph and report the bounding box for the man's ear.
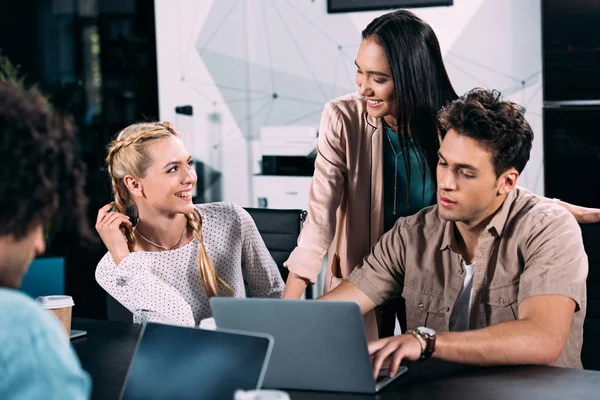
[123,175,144,199]
[497,168,519,196]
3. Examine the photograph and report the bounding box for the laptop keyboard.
[376,366,392,383]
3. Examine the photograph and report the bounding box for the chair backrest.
[243,207,311,298]
[20,257,65,299]
[581,224,600,370]
[106,293,133,323]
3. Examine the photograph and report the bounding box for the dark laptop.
[120,322,273,400]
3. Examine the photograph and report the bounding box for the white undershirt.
[449,260,476,332]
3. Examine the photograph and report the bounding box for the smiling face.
[132,135,197,216]
[436,129,518,226]
[355,37,397,125]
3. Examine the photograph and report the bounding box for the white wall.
[154,0,544,206]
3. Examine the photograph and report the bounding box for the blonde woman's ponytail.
[186,210,233,297]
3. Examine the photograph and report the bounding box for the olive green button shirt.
[348,187,588,369]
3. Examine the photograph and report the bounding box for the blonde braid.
[108,121,178,158]
[186,209,233,297]
[115,188,136,250]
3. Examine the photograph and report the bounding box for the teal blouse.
[383,125,435,232]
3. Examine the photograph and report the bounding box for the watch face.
[418,327,436,336]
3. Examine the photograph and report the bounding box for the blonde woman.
[95,121,284,326]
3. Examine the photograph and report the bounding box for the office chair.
[106,293,133,323]
[243,207,311,299]
[20,257,65,299]
[581,224,600,370]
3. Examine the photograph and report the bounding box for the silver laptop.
[210,298,407,394]
[120,322,273,400]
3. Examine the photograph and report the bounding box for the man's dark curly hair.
[437,88,533,176]
[0,81,90,240]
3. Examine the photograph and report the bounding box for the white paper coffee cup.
[37,295,74,335]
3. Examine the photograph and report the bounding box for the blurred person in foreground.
[0,80,91,399]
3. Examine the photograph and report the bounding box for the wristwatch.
[408,327,436,360]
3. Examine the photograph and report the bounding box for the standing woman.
[283,10,455,340]
[95,121,284,327]
[282,9,598,340]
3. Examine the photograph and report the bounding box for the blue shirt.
[383,126,435,231]
[0,289,91,399]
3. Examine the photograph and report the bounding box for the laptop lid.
[210,298,406,394]
[120,322,273,400]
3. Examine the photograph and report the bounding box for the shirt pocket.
[401,284,448,332]
[478,280,519,327]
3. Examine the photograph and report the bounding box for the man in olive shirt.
[321,88,587,377]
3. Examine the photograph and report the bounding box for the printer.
[253,126,318,209]
[260,126,317,176]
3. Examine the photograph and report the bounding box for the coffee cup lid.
[36,295,74,309]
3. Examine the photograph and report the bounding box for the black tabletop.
[72,318,142,400]
[72,318,600,400]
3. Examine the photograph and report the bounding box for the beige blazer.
[284,92,385,340]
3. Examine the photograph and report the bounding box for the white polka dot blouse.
[95,202,284,326]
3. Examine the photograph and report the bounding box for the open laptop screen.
[121,323,272,400]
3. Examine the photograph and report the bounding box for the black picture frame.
[327,0,453,14]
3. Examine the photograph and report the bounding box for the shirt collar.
[439,188,518,251]
[439,218,458,252]
[486,188,518,237]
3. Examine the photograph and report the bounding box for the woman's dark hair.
[362,9,457,203]
[0,81,90,240]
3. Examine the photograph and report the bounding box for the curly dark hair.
[437,88,533,176]
[0,81,90,240]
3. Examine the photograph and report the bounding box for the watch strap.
[406,329,426,358]
[416,327,436,360]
